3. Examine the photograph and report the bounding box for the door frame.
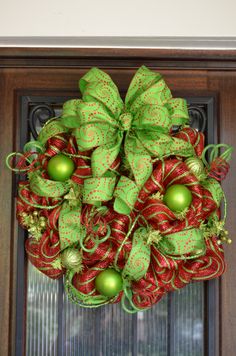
[0,47,236,356]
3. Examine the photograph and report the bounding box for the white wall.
[0,0,236,37]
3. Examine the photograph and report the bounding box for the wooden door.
[0,48,236,356]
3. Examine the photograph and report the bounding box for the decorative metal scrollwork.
[28,101,208,139]
[188,105,207,132]
[29,104,56,139]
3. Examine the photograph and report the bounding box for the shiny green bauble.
[185,157,206,181]
[95,269,123,297]
[47,154,75,182]
[163,184,192,212]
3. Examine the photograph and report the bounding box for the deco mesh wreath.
[6,66,233,313]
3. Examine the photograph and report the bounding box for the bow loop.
[125,66,170,112]
[61,99,82,128]
[83,176,116,206]
[131,105,171,132]
[30,171,70,197]
[157,228,206,259]
[79,67,124,118]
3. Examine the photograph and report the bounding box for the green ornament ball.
[163,184,192,213]
[185,157,206,180]
[61,248,83,273]
[95,269,123,298]
[47,154,75,182]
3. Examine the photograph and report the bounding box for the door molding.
[1,37,236,50]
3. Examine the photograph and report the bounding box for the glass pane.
[137,297,168,356]
[26,263,59,356]
[63,298,135,356]
[172,282,204,356]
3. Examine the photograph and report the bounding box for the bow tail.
[125,134,153,188]
[122,227,151,280]
[91,132,123,177]
[29,171,70,197]
[112,134,153,214]
[29,172,83,251]
[137,130,195,160]
[59,200,82,250]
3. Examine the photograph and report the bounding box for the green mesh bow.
[61,66,194,213]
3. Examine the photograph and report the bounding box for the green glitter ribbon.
[201,143,233,169]
[158,228,206,259]
[61,66,194,213]
[29,173,82,250]
[122,227,151,281]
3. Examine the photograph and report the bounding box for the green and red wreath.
[6,66,233,312]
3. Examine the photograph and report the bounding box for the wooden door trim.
[1,47,236,69]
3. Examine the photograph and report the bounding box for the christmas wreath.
[6,66,233,313]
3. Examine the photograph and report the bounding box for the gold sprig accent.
[175,208,189,221]
[147,229,163,245]
[151,191,163,201]
[201,219,232,244]
[21,211,47,240]
[217,229,232,245]
[51,258,63,270]
[64,182,82,207]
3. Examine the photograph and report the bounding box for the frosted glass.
[172,282,204,356]
[63,295,135,355]
[26,263,59,356]
[137,297,168,356]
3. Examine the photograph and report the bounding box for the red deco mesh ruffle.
[18,128,226,309]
